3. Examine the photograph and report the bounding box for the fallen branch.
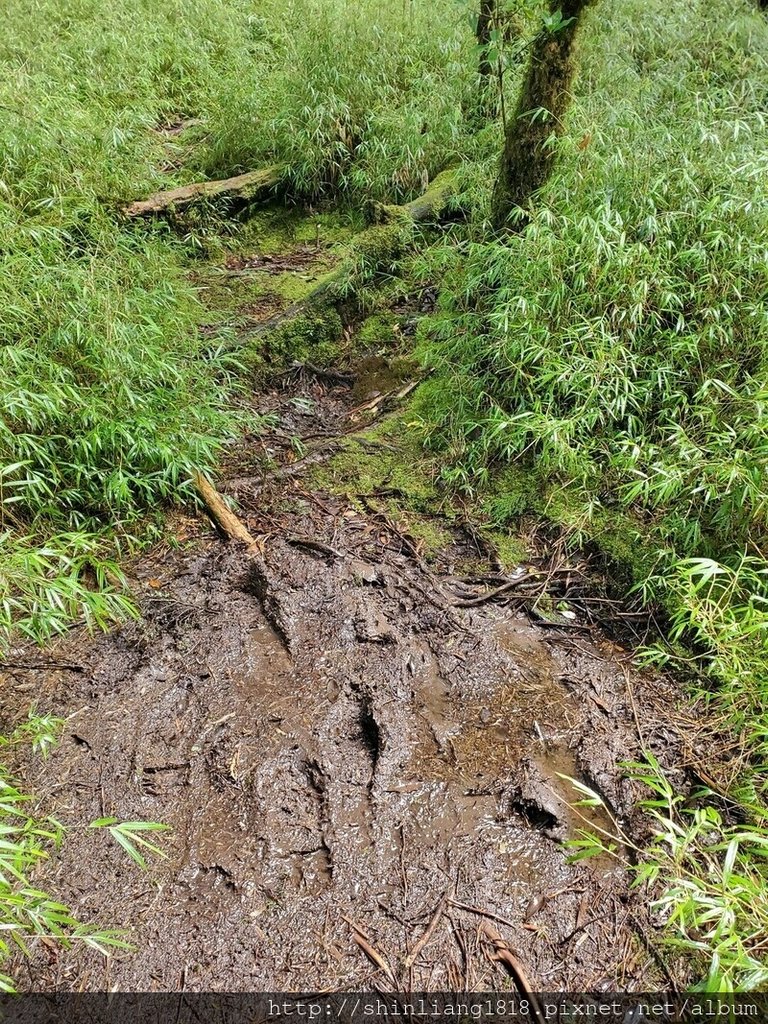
[124,165,284,219]
[192,472,287,640]
[191,471,262,556]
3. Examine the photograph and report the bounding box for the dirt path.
[1,226,687,993]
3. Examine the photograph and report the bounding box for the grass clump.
[565,758,768,991]
[263,308,345,368]
[314,426,440,511]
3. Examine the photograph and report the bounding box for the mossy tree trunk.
[490,0,593,229]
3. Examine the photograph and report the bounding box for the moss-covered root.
[374,169,458,226]
[247,170,458,345]
[323,167,458,292]
[124,165,286,219]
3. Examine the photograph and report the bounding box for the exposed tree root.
[246,169,458,340]
[481,922,545,1022]
[286,361,355,386]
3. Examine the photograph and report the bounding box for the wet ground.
[0,229,690,993]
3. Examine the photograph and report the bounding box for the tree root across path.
[124,163,458,349]
[243,169,458,341]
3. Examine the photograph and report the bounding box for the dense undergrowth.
[408,0,768,989]
[416,0,768,787]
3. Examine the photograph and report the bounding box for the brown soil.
[1,367,689,994]
[224,245,328,274]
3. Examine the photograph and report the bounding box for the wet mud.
[0,238,689,994]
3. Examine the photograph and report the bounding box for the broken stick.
[191,471,262,556]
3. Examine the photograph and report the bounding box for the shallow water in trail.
[0,228,685,993]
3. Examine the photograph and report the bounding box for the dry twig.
[481,922,545,1023]
[405,892,448,970]
[342,916,398,988]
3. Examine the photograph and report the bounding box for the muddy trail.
[2,221,690,993]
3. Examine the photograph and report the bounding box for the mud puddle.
[0,236,690,994]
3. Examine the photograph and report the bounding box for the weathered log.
[124,165,285,219]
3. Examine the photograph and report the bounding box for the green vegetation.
[416,0,768,787]
[194,1,474,198]
[313,423,443,512]
[406,0,768,988]
[0,0,471,649]
[564,759,768,991]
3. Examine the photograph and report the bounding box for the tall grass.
[411,0,768,984]
[196,0,475,200]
